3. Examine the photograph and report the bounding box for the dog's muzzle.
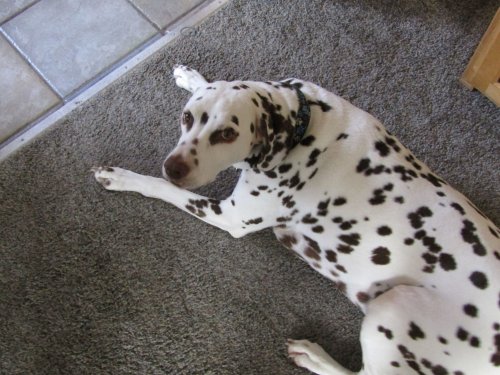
[163,154,190,182]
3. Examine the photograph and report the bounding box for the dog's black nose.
[164,155,190,180]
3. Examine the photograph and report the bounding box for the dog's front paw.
[92,166,140,192]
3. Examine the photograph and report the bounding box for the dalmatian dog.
[94,65,500,375]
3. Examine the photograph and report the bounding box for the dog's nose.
[164,155,190,180]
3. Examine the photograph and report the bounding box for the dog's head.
[163,81,301,189]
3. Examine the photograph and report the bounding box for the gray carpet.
[1,0,499,374]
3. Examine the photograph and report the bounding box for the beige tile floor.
[0,0,209,147]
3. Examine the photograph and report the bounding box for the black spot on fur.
[463,304,478,318]
[421,172,446,187]
[300,135,316,146]
[469,271,488,289]
[302,214,318,224]
[408,206,433,229]
[337,244,354,254]
[278,163,292,174]
[451,202,465,215]
[339,233,361,246]
[245,217,263,225]
[408,322,425,340]
[325,250,337,262]
[308,100,332,112]
[200,112,209,125]
[189,199,208,209]
[282,195,295,208]
[265,170,277,178]
[231,115,239,125]
[394,165,418,182]
[339,222,352,230]
[461,219,487,256]
[369,195,385,205]
[307,148,321,167]
[312,225,324,233]
[304,236,321,253]
[336,133,349,141]
[356,158,370,173]
[456,327,469,341]
[377,226,392,236]
[439,253,456,271]
[308,168,319,180]
[375,141,390,157]
[470,336,480,348]
[317,198,330,216]
[289,172,301,188]
[394,196,404,204]
[378,326,394,340]
[333,197,347,206]
[372,247,391,265]
[209,200,222,215]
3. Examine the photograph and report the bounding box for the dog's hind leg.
[358,285,492,375]
[287,284,488,375]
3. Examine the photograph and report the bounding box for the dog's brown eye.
[182,111,194,131]
[222,128,237,140]
[209,128,239,145]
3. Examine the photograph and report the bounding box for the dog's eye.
[182,111,194,131]
[222,128,237,140]
[209,128,239,145]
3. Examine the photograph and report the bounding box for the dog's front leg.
[93,167,268,238]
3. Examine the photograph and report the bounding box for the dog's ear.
[247,106,295,171]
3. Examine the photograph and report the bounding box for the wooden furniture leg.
[461,8,500,107]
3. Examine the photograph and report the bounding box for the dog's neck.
[238,81,311,172]
[289,85,311,147]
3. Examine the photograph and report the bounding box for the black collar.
[291,86,311,147]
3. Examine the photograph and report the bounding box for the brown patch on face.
[209,128,239,145]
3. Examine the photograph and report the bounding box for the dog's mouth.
[162,172,203,190]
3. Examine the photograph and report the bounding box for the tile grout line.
[124,0,163,33]
[160,0,217,34]
[0,28,65,99]
[0,0,231,162]
[0,0,42,28]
